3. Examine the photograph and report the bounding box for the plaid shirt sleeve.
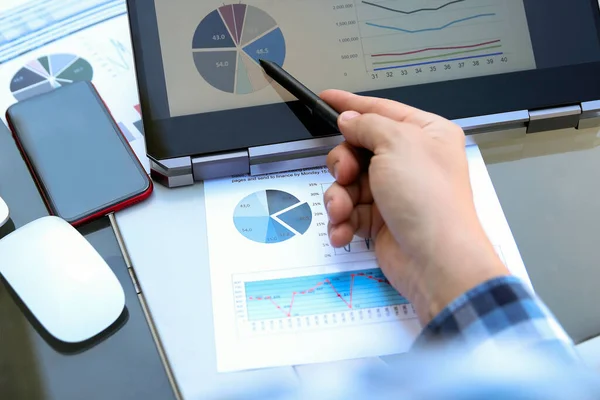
[412,275,579,362]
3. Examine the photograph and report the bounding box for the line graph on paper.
[233,268,416,334]
[346,0,536,77]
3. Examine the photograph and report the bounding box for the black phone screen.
[6,81,151,225]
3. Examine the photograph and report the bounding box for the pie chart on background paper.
[191,3,286,95]
[233,190,312,244]
[10,54,94,101]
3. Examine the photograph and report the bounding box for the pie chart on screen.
[10,54,94,101]
[191,3,286,94]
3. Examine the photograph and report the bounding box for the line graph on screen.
[354,0,519,73]
[361,0,467,15]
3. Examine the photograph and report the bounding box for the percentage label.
[212,34,226,41]
[239,203,251,208]
[256,48,269,55]
[314,212,324,216]
[216,61,229,68]
[309,183,318,187]
[311,193,320,196]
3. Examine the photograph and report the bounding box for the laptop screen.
[151,0,600,118]
[127,0,600,160]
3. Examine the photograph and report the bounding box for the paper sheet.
[203,144,531,372]
[0,7,147,169]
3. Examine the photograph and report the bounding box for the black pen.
[259,59,340,131]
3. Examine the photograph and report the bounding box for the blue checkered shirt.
[413,275,579,361]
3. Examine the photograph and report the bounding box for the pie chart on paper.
[191,4,286,94]
[10,54,94,101]
[233,190,312,244]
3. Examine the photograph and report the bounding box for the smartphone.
[5,81,152,226]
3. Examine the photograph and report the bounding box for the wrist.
[408,222,509,325]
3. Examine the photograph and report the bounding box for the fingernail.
[340,111,360,121]
[332,162,339,180]
[326,201,332,216]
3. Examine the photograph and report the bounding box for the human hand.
[322,90,509,325]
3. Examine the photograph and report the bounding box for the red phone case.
[5,82,153,227]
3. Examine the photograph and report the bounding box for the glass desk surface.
[480,126,600,344]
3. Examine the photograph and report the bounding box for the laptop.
[125,0,600,187]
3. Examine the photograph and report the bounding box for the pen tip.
[259,59,277,69]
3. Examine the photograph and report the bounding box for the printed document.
[203,144,530,372]
[0,4,147,167]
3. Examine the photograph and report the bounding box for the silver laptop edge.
[150,100,600,188]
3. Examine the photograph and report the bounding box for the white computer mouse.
[0,216,125,343]
[0,195,8,227]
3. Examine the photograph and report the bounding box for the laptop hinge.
[248,136,344,176]
[578,100,600,130]
[527,105,582,133]
[150,150,251,188]
[192,150,250,181]
[149,156,194,188]
[456,100,600,145]
[455,110,529,145]
[150,100,600,187]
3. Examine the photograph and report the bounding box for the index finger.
[320,89,439,128]
[338,112,415,154]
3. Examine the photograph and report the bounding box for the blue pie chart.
[234,190,312,244]
[192,3,286,94]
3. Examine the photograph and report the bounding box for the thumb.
[337,111,406,153]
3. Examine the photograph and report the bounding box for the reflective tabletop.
[0,126,177,400]
[116,125,600,398]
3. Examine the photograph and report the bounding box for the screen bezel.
[5,82,153,226]
[127,0,600,161]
